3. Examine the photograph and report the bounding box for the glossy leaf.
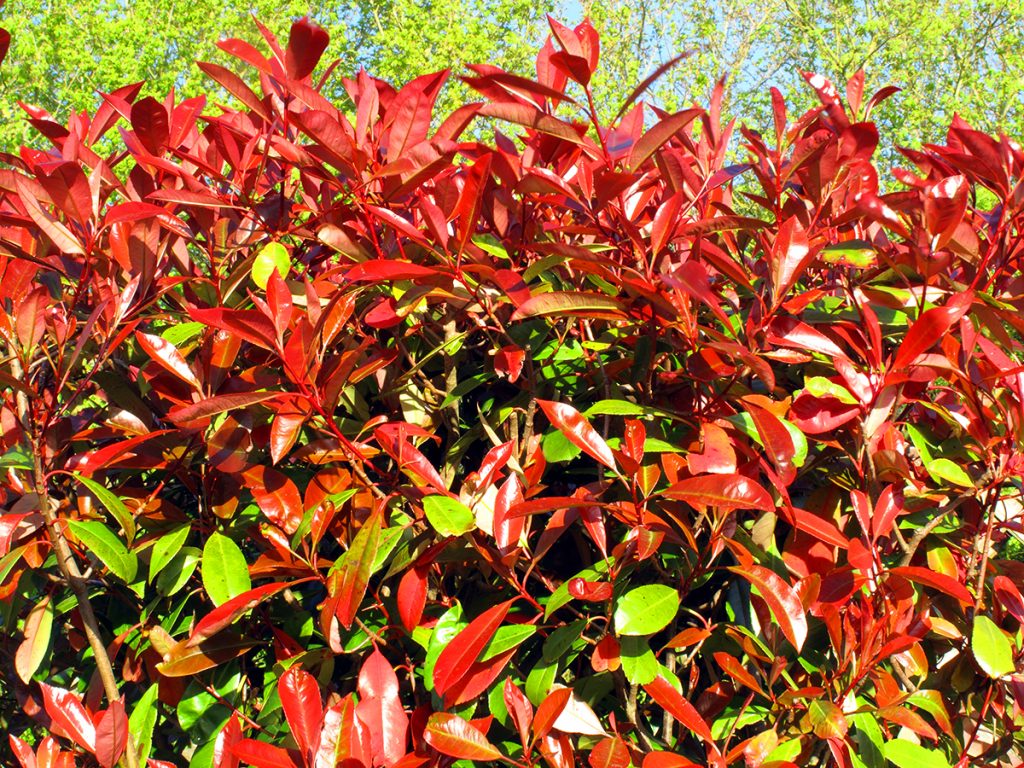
[433,599,514,698]
[537,399,617,470]
[66,520,138,583]
[729,564,808,651]
[201,532,252,607]
[972,614,1015,679]
[614,584,679,636]
[424,713,502,762]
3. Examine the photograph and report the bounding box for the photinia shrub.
[2,14,1024,768]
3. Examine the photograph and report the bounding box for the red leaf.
[888,566,972,605]
[568,578,614,602]
[188,582,296,646]
[771,216,812,304]
[662,474,774,512]
[433,599,514,698]
[270,409,307,465]
[285,17,329,80]
[789,393,860,434]
[40,684,95,752]
[537,400,617,470]
[589,737,631,768]
[14,174,85,255]
[532,686,571,742]
[397,565,428,632]
[242,466,304,534]
[231,739,300,768]
[355,647,409,767]
[424,713,502,762]
[39,162,93,226]
[95,701,128,768]
[924,175,968,247]
[477,101,589,146]
[443,648,518,706]
[130,97,170,155]
[280,666,324,762]
[314,695,357,768]
[995,575,1024,625]
[136,331,201,389]
[214,715,243,768]
[891,292,973,372]
[385,70,449,159]
[190,307,279,350]
[626,109,702,171]
[642,677,713,743]
[344,260,441,282]
[168,391,283,426]
[330,508,384,629]
[743,401,796,477]
[196,61,269,120]
[712,652,765,696]
[686,423,737,475]
[494,345,526,383]
[373,426,448,493]
[493,474,525,550]
[66,430,174,475]
[728,564,808,650]
[504,679,533,748]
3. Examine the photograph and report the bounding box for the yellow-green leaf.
[972,614,1015,679]
[67,519,138,582]
[201,532,251,606]
[252,242,290,288]
[71,472,136,543]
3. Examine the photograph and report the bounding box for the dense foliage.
[2,15,1024,768]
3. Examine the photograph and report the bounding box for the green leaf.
[424,604,465,693]
[156,547,200,597]
[480,624,537,662]
[201,532,251,607]
[67,520,138,583]
[0,444,33,470]
[370,525,406,574]
[423,495,475,537]
[542,619,586,663]
[972,614,1015,679]
[583,399,647,417]
[252,241,290,288]
[542,429,582,463]
[71,472,136,542]
[821,240,876,268]
[882,739,952,768]
[614,584,679,636]
[525,659,558,706]
[129,683,160,766]
[161,321,206,348]
[148,525,190,583]
[926,458,974,488]
[850,706,885,768]
[802,376,858,405]
[620,636,658,685]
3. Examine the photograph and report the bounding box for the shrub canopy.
[2,16,1024,768]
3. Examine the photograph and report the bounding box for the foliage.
[2,14,1024,768]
